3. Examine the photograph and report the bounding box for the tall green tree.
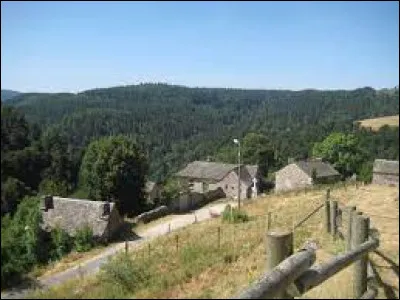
[80,135,148,216]
[312,132,366,178]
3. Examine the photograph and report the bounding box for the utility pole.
[234,138,241,210]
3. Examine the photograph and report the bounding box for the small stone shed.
[275,158,341,192]
[372,159,399,186]
[41,196,124,242]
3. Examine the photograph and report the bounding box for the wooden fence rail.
[234,189,381,299]
[234,243,316,299]
[294,238,379,294]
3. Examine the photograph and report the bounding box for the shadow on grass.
[113,222,142,243]
[370,259,398,299]
[374,249,399,277]
[1,276,42,297]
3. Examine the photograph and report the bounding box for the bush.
[74,225,94,252]
[1,177,32,215]
[357,161,373,183]
[1,196,42,287]
[50,225,72,260]
[222,205,249,223]
[98,252,150,293]
[38,179,70,197]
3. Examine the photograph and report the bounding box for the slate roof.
[41,197,119,238]
[176,161,238,181]
[373,159,399,175]
[295,159,340,178]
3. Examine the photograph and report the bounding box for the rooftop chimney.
[41,195,53,211]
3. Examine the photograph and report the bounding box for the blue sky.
[1,1,399,93]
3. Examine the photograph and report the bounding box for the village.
[40,157,399,243]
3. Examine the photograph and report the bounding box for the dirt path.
[1,201,236,299]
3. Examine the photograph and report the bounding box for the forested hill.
[6,84,399,180]
[1,89,21,101]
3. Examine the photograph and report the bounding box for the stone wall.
[372,173,399,186]
[135,205,170,224]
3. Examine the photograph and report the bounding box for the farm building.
[275,158,341,192]
[372,159,399,186]
[41,196,123,243]
[173,161,260,211]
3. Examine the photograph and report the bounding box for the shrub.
[50,225,72,260]
[74,225,94,252]
[222,205,249,223]
[357,161,373,183]
[98,252,150,293]
[1,196,42,287]
[38,179,70,197]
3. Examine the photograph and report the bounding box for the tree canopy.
[80,135,148,216]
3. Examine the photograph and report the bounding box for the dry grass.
[357,115,399,131]
[30,245,113,279]
[30,184,399,299]
[129,214,178,235]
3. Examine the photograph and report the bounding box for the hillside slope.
[1,90,21,101]
[30,183,399,299]
[357,115,399,131]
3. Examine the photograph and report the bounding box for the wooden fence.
[234,189,381,299]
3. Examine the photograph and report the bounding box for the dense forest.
[5,84,399,182]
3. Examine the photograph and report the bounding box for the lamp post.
[233,138,241,210]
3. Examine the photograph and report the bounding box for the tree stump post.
[266,230,294,299]
[345,206,356,251]
[351,214,370,298]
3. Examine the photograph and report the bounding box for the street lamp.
[233,138,241,210]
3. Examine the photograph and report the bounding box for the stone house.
[41,196,124,243]
[176,161,259,198]
[372,159,399,186]
[275,159,340,192]
[145,181,162,205]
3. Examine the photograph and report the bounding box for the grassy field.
[357,115,399,131]
[30,183,399,299]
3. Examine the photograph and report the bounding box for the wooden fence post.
[125,240,128,254]
[330,200,338,237]
[266,230,294,299]
[345,206,356,251]
[175,234,179,252]
[351,214,370,298]
[217,226,221,249]
[325,199,331,233]
[267,212,272,231]
[148,243,151,258]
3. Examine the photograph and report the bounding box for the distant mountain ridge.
[1,90,21,101]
